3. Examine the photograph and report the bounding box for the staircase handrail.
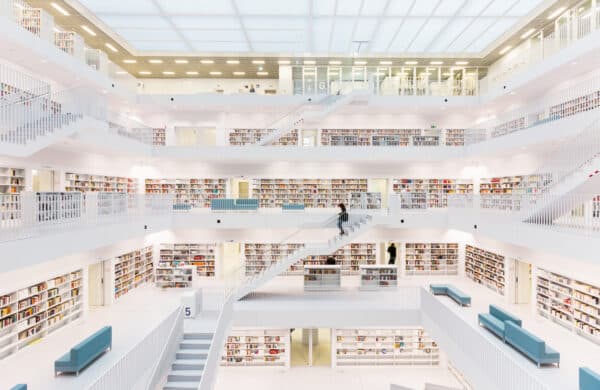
[145,306,184,390]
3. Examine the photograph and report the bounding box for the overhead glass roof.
[76,0,546,55]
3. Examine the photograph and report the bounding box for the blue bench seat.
[10,385,27,390]
[55,326,112,376]
[282,203,305,211]
[580,367,600,390]
[478,304,522,340]
[504,322,560,367]
[429,284,471,306]
[211,198,259,211]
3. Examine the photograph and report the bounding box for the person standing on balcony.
[338,203,348,236]
[387,243,397,265]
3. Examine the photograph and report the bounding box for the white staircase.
[162,332,213,390]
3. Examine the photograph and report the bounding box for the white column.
[278,65,293,95]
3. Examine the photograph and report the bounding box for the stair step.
[163,381,201,390]
[176,351,208,360]
[183,332,213,340]
[173,359,206,370]
[180,340,211,350]
[167,370,203,382]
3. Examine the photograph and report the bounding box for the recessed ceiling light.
[175,59,189,64]
[520,28,536,39]
[430,61,443,65]
[105,43,118,53]
[139,71,152,75]
[209,71,222,75]
[278,60,291,65]
[233,71,246,76]
[379,61,392,65]
[257,71,269,76]
[442,72,452,76]
[116,71,127,75]
[50,2,70,16]
[123,59,136,64]
[455,61,469,65]
[329,60,342,65]
[499,46,512,55]
[200,60,214,64]
[427,67,437,71]
[149,59,163,64]
[405,61,418,65]
[354,61,367,65]
[304,60,316,65]
[547,7,566,19]
[395,72,407,76]
[252,60,265,64]
[162,71,175,75]
[226,60,240,64]
[186,71,198,75]
[80,25,96,36]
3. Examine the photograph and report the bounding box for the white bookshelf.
[113,246,154,300]
[405,243,459,275]
[229,129,298,146]
[160,243,217,277]
[153,128,166,146]
[297,243,378,275]
[155,266,193,289]
[479,174,552,210]
[392,178,473,209]
[536,269,600,345]
[65,172,137,193]
[0,167,25,194]
[348,192,381,210]
[221,328,290,367]
[145,178,226,208]
[549,90,600,120]
[252,178,368,208]
[359,265,398,290]
[54,31,84,59]
[304,265,341,291]
[0,269,83,360]
[465,245,505,295]
[243,243,305,276]
[320,129,421,146]
[332,327,439,366]
[445,129,466,146]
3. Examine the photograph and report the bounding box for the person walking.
[387,243,397,265]
[337,203,348,236]
[326,256,336,265]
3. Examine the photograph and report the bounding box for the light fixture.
[354,60,367,65]
[455,61,469,65]
[226,60,240,64]
[252,60,265,64]
[395,72,407,76]
[499,46,512,55]
[257,71,269,76]
[186,71,198,75]
[427,67,437,71]
[278,60,291,64]
[139,71,152,75]
[233,71,246,76]
[304,60,316,65]
[520,28,536,39]
[547,7,566,19]
[162,71,175,75]
[209,71,222,75]
[404,61,418,65]
[53,27,61,33]
[105,43,118,53]
[80,25,96,36]
[116,71,127,75]
[420,72,432,76]
[175,59,189,64]
[329,60,342,65]
[200,60,214,64]
[379,61,392,65]
[442,72,452,76]
[123,59,136,64]
[430,61,443,65]
[50,2,70,16]
[149,59,163,64]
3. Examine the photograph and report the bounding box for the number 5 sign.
[182,291,197,318]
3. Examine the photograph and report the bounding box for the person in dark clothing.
[337,203,348,235]
[326,256,336,265]
[387,243,397,265]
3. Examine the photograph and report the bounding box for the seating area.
[478,306,559,368]
[579,367,600,390]
[54,326,112,376]
[429,284,471,306]
[172,203,192,211]
[211,198,259,211]
[282,203,305,211]
[9,385,27,390]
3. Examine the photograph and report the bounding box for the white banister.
[145,308,184,390]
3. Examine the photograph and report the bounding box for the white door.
[514,259,532,304]
[88,261,106,307]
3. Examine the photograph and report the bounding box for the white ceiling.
[75,0,546,55]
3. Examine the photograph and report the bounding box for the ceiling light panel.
[361,0,388,16]
[246,29,305,42]
[458,1,493,16]
[313,18,334,52]
[171,16,241,30]
[434,0,465,16]
[78,0,157,14]
[468,17,518,52]
[387,0,416,15]
[409,0,443,16]
[330,19,355,52]
[236,0,309,15]
[130,41,190,51]
[447,18,495,52]
[191,42,249,51]
[95,15,170,29]
[427,18,473,52]
[369,18,403,52]
[481,0,516,16]
[155,0,234,14]
[388,18,427,52]
[244,16,306,29]
[407,18,448,51]
[505,0,544,16]
[253,42,306,52]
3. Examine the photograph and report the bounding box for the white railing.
[145,307,184,390]
[0,63,51,105]
[420,289,549,390]
[87,306,182,390]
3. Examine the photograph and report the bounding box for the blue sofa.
[429,284,471,306]
[172,203,192,211]
[478,305,522,340]
[282,203,305,211]
[55,326,112,376]
[504,322,560,367]
[211,198,259,211]
[10,385,26,390]
[580,367,600,390]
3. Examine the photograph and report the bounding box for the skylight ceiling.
[75,0,546,55]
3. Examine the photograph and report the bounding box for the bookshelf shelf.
[229,129,298,146]
[221,328,291,367]
[145,178,226,208]
[319,129,457,146]
[0,167,25,194]
[536,269,600,345]
[405,243,459,275]
[359,265,398,290]
[160,243,217,277]
[479,174,552,210]
[332,327,439,366]
[243,243,305,276]
[54,31,83,58]
[153,128,166,146]
[65,172,137,193]
[155,266,193,289]
[0,269,83,360]
[465,245,505,295]
[304,265,341,291]
[114,246,154,300]
[348,192,381,210]
[392,178,473,209]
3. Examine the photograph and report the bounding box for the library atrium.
[1,0,600,389]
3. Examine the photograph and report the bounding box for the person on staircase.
[326,256,336,265]
[337,203,348,236]
[387,243,397,265]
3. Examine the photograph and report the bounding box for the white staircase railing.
[146,308,185,390]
